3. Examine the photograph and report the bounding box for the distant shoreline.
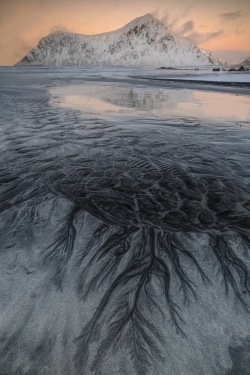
[1,65,250,96]
[85,75,250,96]
[127,76,250,96]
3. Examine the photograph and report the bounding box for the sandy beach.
[0,66,250,375]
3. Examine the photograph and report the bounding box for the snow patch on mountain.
[16,14,220,68]
[200,48,226,65]
[240,57,250,68]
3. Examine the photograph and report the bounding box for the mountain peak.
[110,13,163,36]
[133,14,156,23]
[16,13,219,67]
[240,57,250,68]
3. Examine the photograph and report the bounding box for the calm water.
[50,82,250,124]
[0,67,250,375]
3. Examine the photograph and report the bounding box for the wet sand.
[0,67,250,375]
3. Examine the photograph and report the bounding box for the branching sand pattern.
[0,68,250,375]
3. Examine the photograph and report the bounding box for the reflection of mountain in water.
[109,88,170,110]
[51,83,193,115]
[0,69,250,375]
[52,83,250,124]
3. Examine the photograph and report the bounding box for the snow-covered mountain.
[16,14,220,68]
[231,57,250,70]
[200,48,226,65]
[240,57,250,68]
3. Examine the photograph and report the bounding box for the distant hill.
[16,14,221,68]
[230,57,250,70]
[240,57,250,68]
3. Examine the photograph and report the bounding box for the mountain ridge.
[16,14,220,68]
[240,57,250,67]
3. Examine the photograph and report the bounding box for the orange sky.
[0,0,250,65]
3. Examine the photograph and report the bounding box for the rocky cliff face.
[16,14,219,68]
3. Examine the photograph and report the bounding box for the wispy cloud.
[158,12,170,26]
[182,4,194,18]
[50,25,74,33]
[176,20,223,44]
[218,10,242,21]
[152,4,195,32]
[188,30,224,44]
[151,10,179,31]
[178,20,194,36]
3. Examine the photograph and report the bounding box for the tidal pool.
[50,82,250,125]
